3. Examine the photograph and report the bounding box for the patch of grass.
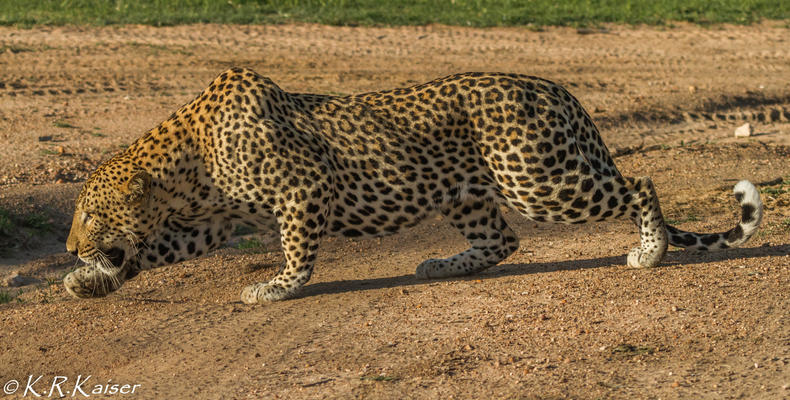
[40,277,62,304]
[760,178,790,196]
[0,44,33,53]
[24,213,52,231]
[0,0,785,27]
[233,224,258,236]
[39,148,60,156]
[360,375,398,382]
[666,213,700,225]
[761,187,788,196]
[757,218,790,238]
[0,206,54,255]
[53,120,77,129]
[0,290,15,304]
[236,237,265,250]
[0,207,13,237]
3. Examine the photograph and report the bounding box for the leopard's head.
[66,154,240,290]
[66,157,156,278]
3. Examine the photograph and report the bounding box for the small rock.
[734,123,752,137]
[5,272,41,287]
[38,135,53,142]
[688,85,697,94]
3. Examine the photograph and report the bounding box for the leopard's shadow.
[299,244,789,298]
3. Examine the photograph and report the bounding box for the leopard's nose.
[68,249,78,256]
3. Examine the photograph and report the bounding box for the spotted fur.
[64,68,763,302]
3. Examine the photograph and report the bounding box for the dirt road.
[0,23,789,399]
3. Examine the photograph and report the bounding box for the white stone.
[734,123,752,137]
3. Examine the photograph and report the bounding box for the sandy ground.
[0,23,789,399]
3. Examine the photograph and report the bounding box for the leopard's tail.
[666,180,762,251]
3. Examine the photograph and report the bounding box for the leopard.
[64,68,763,303]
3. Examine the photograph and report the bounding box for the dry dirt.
[0,23,789,399]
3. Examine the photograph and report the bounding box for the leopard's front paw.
[64,266,125,298]
[241,282,295,304]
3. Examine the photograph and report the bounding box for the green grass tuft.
[760,178,790,195]
[0,44,33,53]
[53,120,78,129]
[233,224,258,236]
[236,237,265,250]
[0,207,54,255]
[0,207,14,237]
[361,375,399,382]
[0,290,15,304]
[0,0,786,27]
[665,213,700,225]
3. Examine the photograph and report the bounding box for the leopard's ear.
[124,170,151,205]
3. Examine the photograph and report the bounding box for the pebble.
[734,123,752,137]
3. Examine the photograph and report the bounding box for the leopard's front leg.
[64,264,133,298]
[241,198,327,303]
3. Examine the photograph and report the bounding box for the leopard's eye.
[82,212,94,224]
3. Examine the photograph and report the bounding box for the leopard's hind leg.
[624,176,669,268]
[415,199,520,279]
[501,173,669,268]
